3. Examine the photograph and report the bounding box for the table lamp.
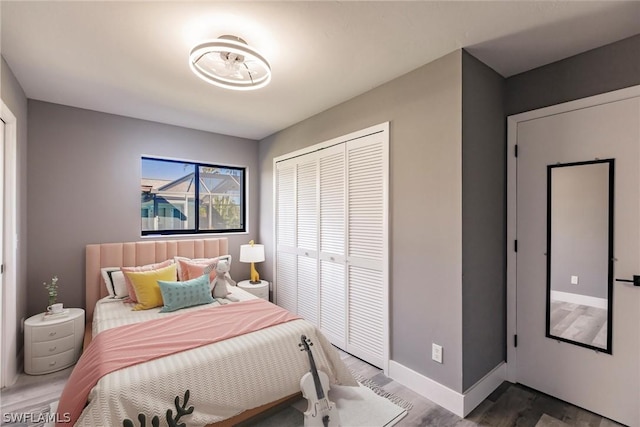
[239,240,265,283]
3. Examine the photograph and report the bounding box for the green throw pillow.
[157,274,214,313]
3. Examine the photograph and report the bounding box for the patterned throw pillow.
[124,264,177,311]
[157,274,215,313]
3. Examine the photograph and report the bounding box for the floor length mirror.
[546,159,614,353]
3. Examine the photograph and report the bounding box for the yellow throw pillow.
[124,264,177,311]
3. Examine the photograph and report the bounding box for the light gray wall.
[461,51,506,391]
[550,163,609,299]
[507,34,640,116]
[26,101,259,317]
[260,51,466,391]
[505,32,640,324]
[1,57,29,359]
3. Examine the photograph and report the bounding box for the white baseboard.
[388,360,506,417]
[462,362,507,416]
[550,290,608,309]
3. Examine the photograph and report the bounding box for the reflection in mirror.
[546,159,614,353]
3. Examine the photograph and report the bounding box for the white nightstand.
[237,280,270,301]
[24,308,85,375]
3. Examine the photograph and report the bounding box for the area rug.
[249,380,410,427]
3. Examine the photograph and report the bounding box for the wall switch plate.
[571,275,579,285]
[432,343,443,363]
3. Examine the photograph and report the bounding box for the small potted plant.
[43,275,59,307]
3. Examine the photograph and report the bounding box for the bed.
[58,238,355,427]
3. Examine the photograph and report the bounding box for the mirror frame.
[545,158,614,354]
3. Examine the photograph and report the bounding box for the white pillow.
[100,267,128,299]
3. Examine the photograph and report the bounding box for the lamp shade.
[239,244,265,263]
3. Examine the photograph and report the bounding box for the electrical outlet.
[432,343,443,363]
[571,275,579,285]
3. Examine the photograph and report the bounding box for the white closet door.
[319,145,346,348]
[346,132,388,368]
[273,122,389,371]
[296,155,319,325]
[275,159,297,312]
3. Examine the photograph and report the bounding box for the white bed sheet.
[76,285,356,427]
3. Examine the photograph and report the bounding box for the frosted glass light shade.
[189,35,271,91]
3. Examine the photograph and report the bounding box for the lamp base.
[250,262,260,283]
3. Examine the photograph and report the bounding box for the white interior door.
[512,93,640,426]
[345,132,388,369]
[296,153,319,325]
[319,144,346,348]
[274,122,389,371]
[275,158,297,312]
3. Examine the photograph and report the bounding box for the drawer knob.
[330,257,335,261]
[49,346,57,352]
[49,361,57,367]
[49,332,57,337]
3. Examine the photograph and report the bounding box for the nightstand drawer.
[31,321,74,342]
[31,349,75,374]
[31,334,75,357]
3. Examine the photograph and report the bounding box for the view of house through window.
[141,157,245,235]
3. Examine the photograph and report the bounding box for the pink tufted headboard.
[85,238,229,322]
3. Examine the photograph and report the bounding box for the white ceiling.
[2,1,639,140]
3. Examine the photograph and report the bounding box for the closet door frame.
[273,122,389,373]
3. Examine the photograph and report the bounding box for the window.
[141,157,245,235]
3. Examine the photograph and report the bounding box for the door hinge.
[514,240,518,252]
[0,264,3,274]
[514,144,518,157]
[514,334,518,348]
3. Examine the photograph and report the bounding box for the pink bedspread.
[56,299,299,426]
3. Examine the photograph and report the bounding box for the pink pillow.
[176,257,219,281]
[121,259,173,303]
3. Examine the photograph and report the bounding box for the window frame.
[141,156,246,236]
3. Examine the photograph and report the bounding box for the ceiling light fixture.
[189,35,271,91]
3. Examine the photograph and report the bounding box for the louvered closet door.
[319,145,346,348]
[274,122,389,371]
[275,158,297,313]
[346,132,388,368]
[296,154,319,325]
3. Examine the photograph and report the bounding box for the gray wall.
[1,57,29,359]
[550,163,609,299]
[507,34,640,116]
[505,32,640,313]
[260,51,466,391]
[26,101,260,317]
[461,51,506,391]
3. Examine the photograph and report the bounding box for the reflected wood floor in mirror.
[550,301,608,348]
[1,349,623,427]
